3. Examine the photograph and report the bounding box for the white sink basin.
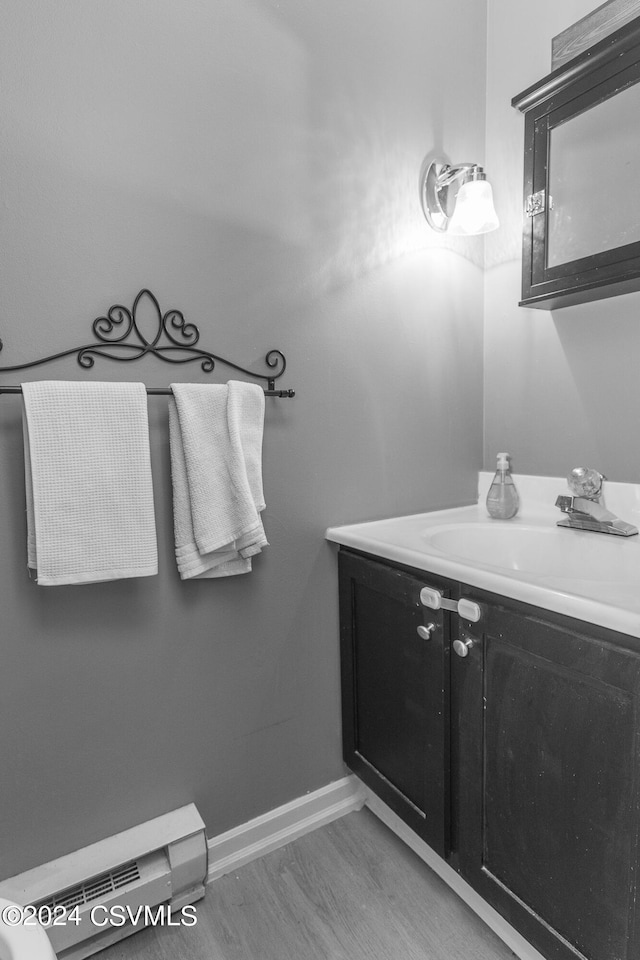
[326,474,640,637]
[422,522,640,582]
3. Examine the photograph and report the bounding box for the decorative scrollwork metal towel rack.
[0,289,295,397]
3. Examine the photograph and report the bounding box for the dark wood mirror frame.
[513,16,640,309]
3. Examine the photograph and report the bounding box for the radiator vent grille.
[34,861,141,913]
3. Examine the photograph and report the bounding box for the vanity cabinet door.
[453,593,640,960]
[338,549,452,857]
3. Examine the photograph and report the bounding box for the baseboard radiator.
[0,804,207,960]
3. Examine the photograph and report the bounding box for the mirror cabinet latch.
[525,189,546,217]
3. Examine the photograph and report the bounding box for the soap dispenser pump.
[486,452,519,520]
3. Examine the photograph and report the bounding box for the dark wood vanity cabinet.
[337,547,640,960]
[338,549,454,857]
[454,590,640,960]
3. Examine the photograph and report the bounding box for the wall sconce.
[420,159,499,235]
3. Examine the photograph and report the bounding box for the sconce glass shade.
[420,159,499,236]
[447,179,499,235]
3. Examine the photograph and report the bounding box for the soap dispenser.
[486,452,519,520]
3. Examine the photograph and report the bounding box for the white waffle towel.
[22,381,158,586]
[169,381,267,579]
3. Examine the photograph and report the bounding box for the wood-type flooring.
[100,808,515,960]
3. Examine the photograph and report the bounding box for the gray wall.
[0,0,486,877]
[484,0,640,482]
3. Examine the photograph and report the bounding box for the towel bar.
[0,385,295,398]
[0,290,295,398]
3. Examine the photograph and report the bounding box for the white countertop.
[326,473,640,639]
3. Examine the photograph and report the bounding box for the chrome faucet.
[555,467,638,537]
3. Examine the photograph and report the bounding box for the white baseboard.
[363,788,547,960]
[206,775,366,883]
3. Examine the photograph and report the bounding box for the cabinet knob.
[417,623,437,640]
[453,637,474,658]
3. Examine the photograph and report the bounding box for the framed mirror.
[513,16,640,309]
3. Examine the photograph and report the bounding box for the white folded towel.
[169,381,267,579]
[22,381,158,586]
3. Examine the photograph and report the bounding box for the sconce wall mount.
[420,159,499,236]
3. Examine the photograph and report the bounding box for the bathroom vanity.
[327,475,640,960]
